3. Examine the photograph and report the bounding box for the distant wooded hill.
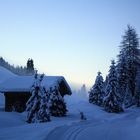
[0,57,34,76]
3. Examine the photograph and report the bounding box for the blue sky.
[0,0,140,88]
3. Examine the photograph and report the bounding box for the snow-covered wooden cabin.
[0,76,72,112]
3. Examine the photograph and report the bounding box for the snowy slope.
[1,92,140,140]
[0,66,16,84]
[0,66,16,108]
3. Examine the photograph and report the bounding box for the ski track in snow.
[45,120,111,140]
[45,110,140,140]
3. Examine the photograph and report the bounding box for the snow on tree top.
[0,75,71,95]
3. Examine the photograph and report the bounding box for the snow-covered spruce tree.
[26,72,50,123]
[123,84,133,108]
[26,58,34,75]
[117,25,139,107]
[117,53,128,102]
[89,71,105,106]
[104,75,109,89]
[37,87,51,122]
[48,87,67,117]
[104,60,123,113]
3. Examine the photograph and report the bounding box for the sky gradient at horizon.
[0,0,140,88]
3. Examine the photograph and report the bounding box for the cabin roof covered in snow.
[0,75,72,95]
[0,66,16,84]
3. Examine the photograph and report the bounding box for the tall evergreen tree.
[104,60,123,113]
[117,25,139,107]
[27,58,34,74]
[135,65,140,107]
[89,71,105,106]
[26,72,50,123]
[117,53,128,101]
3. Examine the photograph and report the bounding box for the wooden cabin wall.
[59,81,71,97]
[3,82,71,112]
[4,92,31,112]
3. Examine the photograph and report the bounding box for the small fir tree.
[26,72,50,123]
[38,87,51,122]
[104,60,123,113]
[48,87,67,117]
[89,71,105,106]
[104,75,109,90]
[78,84,87,98]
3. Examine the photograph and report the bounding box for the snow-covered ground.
[1,92,140,140]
